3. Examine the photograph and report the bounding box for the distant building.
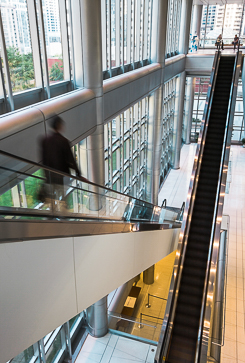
[0,0,31,54]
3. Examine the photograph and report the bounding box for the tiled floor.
[75,333,156,363]
[221,146,245,363]
[158,143,197,208]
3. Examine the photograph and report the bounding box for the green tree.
[49,62,63,82]
[6,46,35,91]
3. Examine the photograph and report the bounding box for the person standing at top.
[216,34,224,50]
[40,115,81,209]
[233,34,239,50]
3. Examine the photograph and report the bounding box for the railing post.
[146,293,151,308]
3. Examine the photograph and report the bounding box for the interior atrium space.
[0,0,245,363]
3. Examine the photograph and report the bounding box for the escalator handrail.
[155,51,221,363]
[0,149,156,209]
[195,50,242,362]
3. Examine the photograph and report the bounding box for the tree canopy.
[7,46,35,92]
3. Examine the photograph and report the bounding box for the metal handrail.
[210,228,228,349]
[138,313,164,328]
[0,149,157,209]
[145,293,167,308]
[108,312,157,329]
[196,50,242,362]
[155,51,221,363]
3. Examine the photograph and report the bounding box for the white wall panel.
[185,54,214,76]
[0,228,180,363]
[74,229,180,313]
[0,237,77,363]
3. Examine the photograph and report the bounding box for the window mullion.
[108,0,112,76]
[101,0,107,70]
[127,0,131,64]
[115,0,120,67]
[36,0,50,99]
[121,0,125,71]
[26,0,43,90]
[135,0,141,63]
[0,10,14,111]
[58,0,71,82]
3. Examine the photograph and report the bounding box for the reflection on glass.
[45,329,62,363]
[10,345,35,363]
[42,0,64,83]
[1,0,35,92]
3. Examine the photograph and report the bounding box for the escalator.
[155,52,242,363]
[0,149,182,241]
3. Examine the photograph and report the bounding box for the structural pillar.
[183,77,195,144]
[143,265,155,285]
[80,0,104,186]
[146,0,168,205]
[191,5,203,39]
[145,0,168,284]
[179,0,193,54]
[86,296,108,337]
[81,1,107,334]
[172,71,186,169]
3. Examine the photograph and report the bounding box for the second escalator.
[166,55,235,362]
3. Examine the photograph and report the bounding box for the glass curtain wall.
[101,0,153,78]
[192,76,244,142]
[200,4,245,47]
[165,0,182,57]
[41,0,64,83]
[8,312,85,363]
[0,0,35,92]
[231,78,244,142]
[0,0,75,111]
[104,97,149,199]
[191,77,209,142]
[160,78,176,181]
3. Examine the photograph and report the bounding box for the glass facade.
[102,0,153,75]
[192,76,244,143]
[104,97,149,199]
[1,0,35,92]
[166,0,182,57]
[200,4,245,47]
[191,77,209,142]
[7,313,85,363]
[160,78,176,180]
[41,0,64,83]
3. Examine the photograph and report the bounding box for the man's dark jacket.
[41,132,80,184]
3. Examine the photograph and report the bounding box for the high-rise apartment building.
[0,0,31,54]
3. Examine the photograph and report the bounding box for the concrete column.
[191,5,203,39]
[183,77,195,144]
[143,265,155,285]
[145,0,168,283]
[80,0,104,186]
[146,0,168,205]
[179,0,193,54]
[172,71,186,169]
[81,1,107,337]
[86,296,108,337]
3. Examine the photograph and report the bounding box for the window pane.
[1,0,35,92]
[45,329,62,363]
[9,345,34,363]
[42,0,64,83]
